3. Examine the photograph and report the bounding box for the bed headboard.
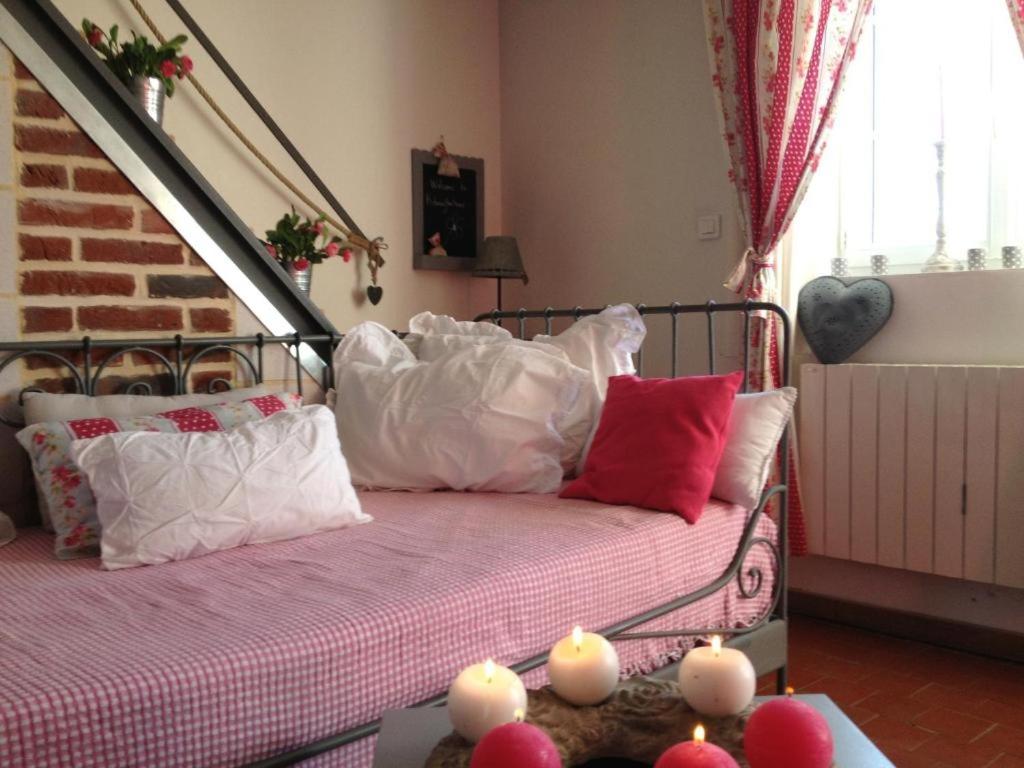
[475,300,791,389]
[0,332,339,426]
[0,301,791,525]
[2,300,791,408]
[0,332,339,525]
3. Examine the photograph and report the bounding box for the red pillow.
[560,371,743,523]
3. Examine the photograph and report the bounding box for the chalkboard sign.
[412,149,485,271]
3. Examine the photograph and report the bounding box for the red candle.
[469,715,561,768]
[743,690,833,768]
[655,726,741,768]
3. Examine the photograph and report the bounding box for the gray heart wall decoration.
[797,276,893,364]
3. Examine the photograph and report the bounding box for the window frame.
[829,0,1020,275]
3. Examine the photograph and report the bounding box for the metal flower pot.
[131,75,166,126]
[285,261,312,295]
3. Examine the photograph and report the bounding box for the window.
[788,0,1024,278]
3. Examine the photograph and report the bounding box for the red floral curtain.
[1007,0,1024,54]
[703,0,872,555]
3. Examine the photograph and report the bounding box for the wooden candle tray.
[427,677,758,767]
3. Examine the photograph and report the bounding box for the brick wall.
[1,50,238,394]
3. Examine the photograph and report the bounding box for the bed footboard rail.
[246,491,789,768]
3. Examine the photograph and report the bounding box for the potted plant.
[264,209,352,295]
[82,19,192,126]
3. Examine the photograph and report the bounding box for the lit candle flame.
[484,658,495,684]
[572,625,584,653]
[513,708,525,723]
[694,724,706,746]
[786,686,795,697]
[711,635,722,657]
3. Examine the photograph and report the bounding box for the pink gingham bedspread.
[0,492,776,768]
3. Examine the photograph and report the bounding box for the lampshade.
[474,236,528,283]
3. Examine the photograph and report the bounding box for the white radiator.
[800,364,1024,588]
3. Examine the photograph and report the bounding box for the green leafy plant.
[264,209,352,272]
[82,19,192,97]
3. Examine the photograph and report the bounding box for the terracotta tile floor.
[757,615,1024,767]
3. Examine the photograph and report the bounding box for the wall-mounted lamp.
[472,236,528,312]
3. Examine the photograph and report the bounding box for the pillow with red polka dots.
[16,393,302,560]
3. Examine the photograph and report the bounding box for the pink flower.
[293,257,310,272]
[341,248,353,263]
[324,242,340,258]
[64,523,87,547]
[312,220,325,235]
[87,25,103,47]
[264,242,277,258]
[160,59,177,78]
[180,55,194,74]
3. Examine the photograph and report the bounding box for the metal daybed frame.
[0,299,791,768]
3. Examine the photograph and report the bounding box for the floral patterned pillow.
[16,393,302,559]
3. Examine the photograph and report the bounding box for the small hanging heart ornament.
[797,276,893,364]
[367,285,383,305]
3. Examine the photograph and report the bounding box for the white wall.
[792,269,1024,373]
[496,0,745,374]
[847,270,1024,365]
[50,0,502,332]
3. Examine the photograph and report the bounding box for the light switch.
[697,214,721,240]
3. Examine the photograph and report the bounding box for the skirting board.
[790,590,1024,664]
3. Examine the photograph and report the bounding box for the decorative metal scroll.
[0,349,85,428]
[598,484,787,643]
[0,332,341,428]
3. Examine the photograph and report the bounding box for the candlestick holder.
[967,248,987,271]
[922,141,962,273]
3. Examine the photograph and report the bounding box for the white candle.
[677,636,756,717]
[548,625,620,705]
[448,658,527,743]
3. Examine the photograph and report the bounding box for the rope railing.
[127,0,387,288]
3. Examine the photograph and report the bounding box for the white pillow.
[23,385,271,532]
[409,311,512,339]
[70,406,369,570]
[711,388,798,510]
[23,386,270,425]
[534,304,646,398]
[417,334,565,362]
[408,305,645,472]
[410,305,646,398]
[332,322,590,493]
[410,335,596,472]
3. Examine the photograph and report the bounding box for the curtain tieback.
[724,247,774,294]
